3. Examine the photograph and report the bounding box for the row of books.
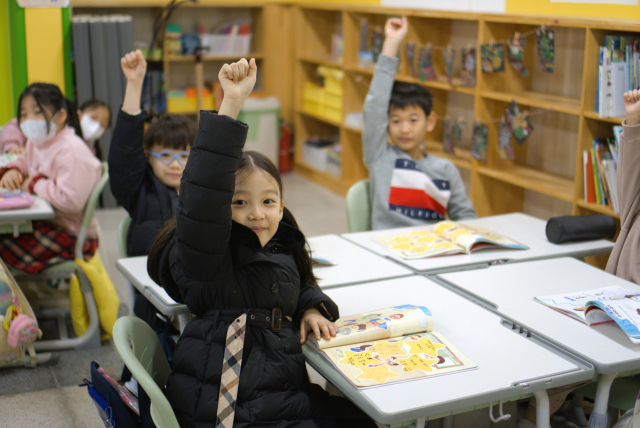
[596,35,640,118]
[142,70,167,117]
[583,126,622,214]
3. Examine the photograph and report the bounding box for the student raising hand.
[382,17,408,58]
[624,89,640,126]
[120,50,147,115]
[218,58,257,120]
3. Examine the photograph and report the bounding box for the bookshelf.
[292,3,638,267]
[70,2,294,121]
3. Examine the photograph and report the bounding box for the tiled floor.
[0,172,348,428]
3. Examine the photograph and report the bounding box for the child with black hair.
[0,97,111,156]
[0,83,102,273]
[364,17,476,230]
[109,50,196,332]
[146,58,376,428]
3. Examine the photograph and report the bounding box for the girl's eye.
[232,200,246,206]
[264,199,276,204]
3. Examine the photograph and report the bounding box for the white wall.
[380,0,506,13]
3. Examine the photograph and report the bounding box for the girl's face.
[80,105,110,130]
[19,95,66,133]
[232,169,284,247]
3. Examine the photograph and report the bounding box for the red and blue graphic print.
[388,159,451,220]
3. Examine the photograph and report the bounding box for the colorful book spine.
[590,146,602,205]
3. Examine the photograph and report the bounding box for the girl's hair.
[148,150,318,287]
[17,83,84,139]
[79,98,112,128]
[143,114,196,151]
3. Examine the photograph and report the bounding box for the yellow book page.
[372,230,462,260]
[316,305,434,349]
[432,221,528,252]
[320,332,477,388]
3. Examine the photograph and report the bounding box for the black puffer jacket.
[156,111,343,428]
[108,109,176,257]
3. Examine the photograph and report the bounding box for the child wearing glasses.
[109,50,196,331]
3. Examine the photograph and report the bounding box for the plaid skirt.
[0,220,99,274]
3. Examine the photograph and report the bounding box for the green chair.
[12,162,109,351]
[345,179,372,233]
[117,215,136,316]
[113,316,179,428]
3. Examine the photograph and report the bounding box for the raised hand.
[121,50,147,85]
[382,17,408,58]
[623,89,640,126]
[218,58,258,120]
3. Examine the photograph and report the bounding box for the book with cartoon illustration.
[534,286,640,344]
[309,305,477,388]
[373,221,528,260]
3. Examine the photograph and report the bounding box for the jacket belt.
[204,308,291,333]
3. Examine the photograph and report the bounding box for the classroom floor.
[0,172,348,428]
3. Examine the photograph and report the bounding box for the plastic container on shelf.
[237,96,281,167]
[167,87,214,113]
[325,144,341,178]
[318,66,344,96]
[200,34,252,56]
[165,24,182,58]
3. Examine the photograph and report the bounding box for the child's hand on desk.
[218,58,257,120]
[6,147,25,155]
[0,170,23,190]
[20,176,34,193]
[300,307,337,344]
[624,89,640,126]
[121,50,147,86]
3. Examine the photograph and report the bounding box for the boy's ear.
[426,111,437,132]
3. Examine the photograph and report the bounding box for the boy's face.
[147,144,189,191]
[388,104,437,158]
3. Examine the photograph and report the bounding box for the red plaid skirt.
[0,220,99,274]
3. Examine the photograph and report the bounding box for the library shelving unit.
[292,4,637,265]
[70,1,294,121]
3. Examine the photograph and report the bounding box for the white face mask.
[19,114,58,146]
[80,115,105,142]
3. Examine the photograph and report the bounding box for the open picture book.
[373,221,528,260]
[309,305,476,388]
[534,285,640,344]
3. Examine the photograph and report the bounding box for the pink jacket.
[606,121,640,284]
[7,126,102,235]
[0,119,27,153]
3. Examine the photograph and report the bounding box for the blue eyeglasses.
[146,150,190,166]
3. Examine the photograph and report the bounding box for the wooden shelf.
[477,165,575,202]
[166,109,199,115]
[343,124,363,133]
[576,199,620,219]
[73,0,266,7]
[583,111,625,125]
[299,56,342,68]
[423,141,472,170]
[298,110,342,128]
[481,90,582,116]
[166,53,263,62]
[293,161,353,196]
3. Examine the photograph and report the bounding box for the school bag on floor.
[0,258,41,368]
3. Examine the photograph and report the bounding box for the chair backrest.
[345,179,372,233]
[117,215,132,259]
[113,316,179,428]
[75,162,110,257]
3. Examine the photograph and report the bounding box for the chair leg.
[34,268,101,351]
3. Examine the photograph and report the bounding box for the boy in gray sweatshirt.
[363,17,476,230]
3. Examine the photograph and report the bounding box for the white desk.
[437,258,640,428]
[308,235,413,289]
[0,196,55,237]
[303,275,594,427]
[342,213,615,274]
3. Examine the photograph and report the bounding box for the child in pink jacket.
[0,83,102,273]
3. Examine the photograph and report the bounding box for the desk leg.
[441,415,453,428]
[178,313,191,333]
[533,390,550,428]
[588,373,617,428]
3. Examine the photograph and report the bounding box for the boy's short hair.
[143,114,196,151]
[389,82,434,117]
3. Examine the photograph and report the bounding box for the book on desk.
[373,221,528,260]
[535,285,640,344]
[308,305,476,388]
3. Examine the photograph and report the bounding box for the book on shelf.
[584,134,620,214]
[583,150,597,204]
[534,286,640,344]
[598,36,640,118]
[594,139,613,209]
[309,305,477,388]
[372,221,528,260]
